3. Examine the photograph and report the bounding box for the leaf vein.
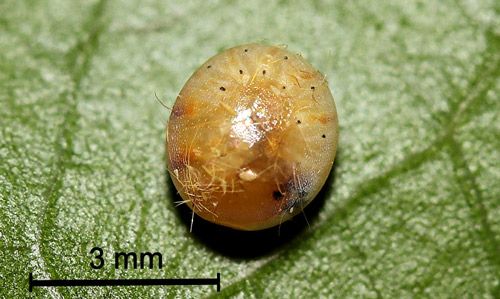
[38,0,109,291]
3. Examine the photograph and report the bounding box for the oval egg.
[167,44,338,231]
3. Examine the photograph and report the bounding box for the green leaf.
[1,0,499,298]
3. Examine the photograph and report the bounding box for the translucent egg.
[167,44,338,231]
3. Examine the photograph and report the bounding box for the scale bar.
[29,272,220,292]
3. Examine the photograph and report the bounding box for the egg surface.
[167,44,338,231]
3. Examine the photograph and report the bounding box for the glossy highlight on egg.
[167,44,338,231]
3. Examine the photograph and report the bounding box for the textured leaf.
[1,0,499,298]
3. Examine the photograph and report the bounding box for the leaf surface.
[0,0,499,298]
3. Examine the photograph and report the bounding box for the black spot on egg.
[272,190,284,200]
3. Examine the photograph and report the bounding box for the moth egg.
[167,44,338,231]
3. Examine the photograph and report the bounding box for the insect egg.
[167,44,338,231]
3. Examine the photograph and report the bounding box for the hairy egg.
[167,44,338,231]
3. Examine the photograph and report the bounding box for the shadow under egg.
[163,150,340,260]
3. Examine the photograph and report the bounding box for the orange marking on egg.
[317,114,334,124]
[172,99,196,118]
